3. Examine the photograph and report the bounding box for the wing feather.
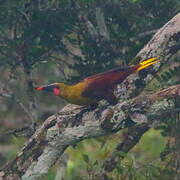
[82,66,133,99]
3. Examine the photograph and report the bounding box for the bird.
[35,57,159,108]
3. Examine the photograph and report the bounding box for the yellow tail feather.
[136,57,160,72]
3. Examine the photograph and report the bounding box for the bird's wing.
[85,66,131,82]
[82,66,132,100]
[84,57,159,83]
[82,57,160,100]
[84,66,133,88]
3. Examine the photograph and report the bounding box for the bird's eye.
[53,87,60,95]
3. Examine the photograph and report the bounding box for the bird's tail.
[135,57,160,72]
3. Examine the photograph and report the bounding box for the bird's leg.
[95,93,118,118]
[75,104,98,124]
[105,92,118,106]
[75,103,98,119]
[72,94,117,126]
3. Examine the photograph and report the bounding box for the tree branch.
[95,6,110,40]
[117,13,180,101]
[99,84,180,180]
[1,84,179,180]
[73,0,99,40]
[0,13,180,180]
[100,123,150,180]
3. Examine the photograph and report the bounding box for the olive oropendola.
[35,57,159,107]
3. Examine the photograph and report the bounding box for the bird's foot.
[72,104,98,126]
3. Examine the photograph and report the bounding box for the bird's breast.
[60,81,97,106]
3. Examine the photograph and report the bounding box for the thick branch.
[22,85,180,180]
[1,84,180,180]
[100,123,150,180]
[100,85,180,179]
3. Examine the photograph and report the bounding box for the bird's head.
[35,83,64,96]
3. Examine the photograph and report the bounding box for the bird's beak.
[35,84,60,95]
[35,84,55,93]
[35,86,44,91]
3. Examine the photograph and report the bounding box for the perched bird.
[35,57,159,107]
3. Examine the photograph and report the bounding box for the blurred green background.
[0,0,179,179]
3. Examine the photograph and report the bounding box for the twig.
[0,92,34,122]
[0,126,32,138]
[72,0,99,40]
[137,29,159,38]
[95,7,110,40]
